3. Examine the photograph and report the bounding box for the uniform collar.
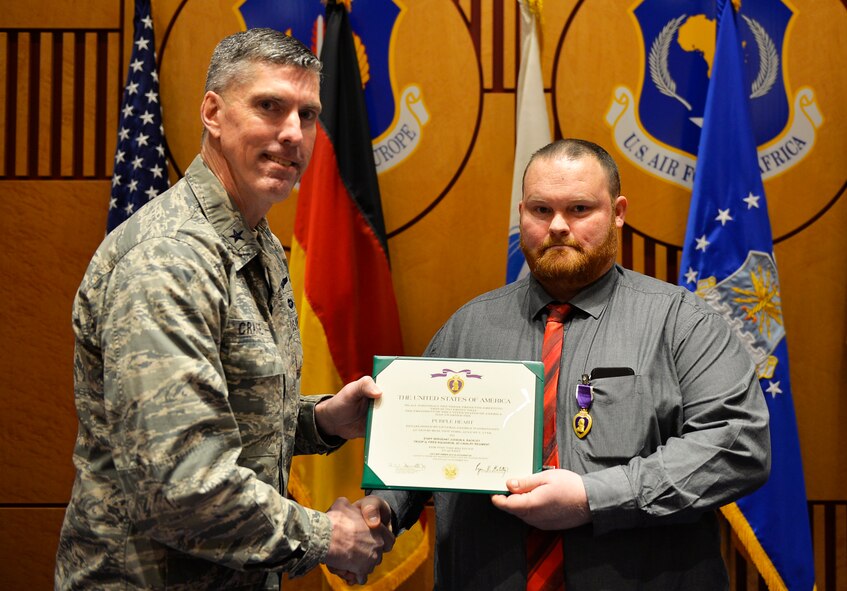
[185,155,261,268]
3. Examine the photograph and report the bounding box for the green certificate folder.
[362,356,544,494]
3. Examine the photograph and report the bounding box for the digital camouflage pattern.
[55,155,342,590]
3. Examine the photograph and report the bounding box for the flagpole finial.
[524,0,543,20]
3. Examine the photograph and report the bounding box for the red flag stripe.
[295,122,403,383]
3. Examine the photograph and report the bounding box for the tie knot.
[546,303,571,323]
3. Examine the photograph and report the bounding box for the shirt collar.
[527,264,622,320]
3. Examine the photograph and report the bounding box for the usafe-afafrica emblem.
[237,0,429,173]
[694,251,784,382]
[605,0,822,189]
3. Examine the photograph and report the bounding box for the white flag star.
[131,156,144,170]
[684,267,698,284]
[765,381,783,398]
[150,164,164,179]
[145,89,159,104]
[115,149,126,163]
[140,111,155,125]
[130,59,144,73]
[155,144,165,157]
[122,104,134,118]
[118,127,130,141]
[127,81,139,95]
[124,202,135,215]
[109,196,117,209]
[135,37,150,51]
[112,174,122,187]
[145,186,159,200]
[136,133,150,147]
[128,179,139,193]
[715,208,733,225]
[695,235,710,252]
[743,192,760,209]
[142,15,153,29]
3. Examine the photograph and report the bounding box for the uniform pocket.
[220,318,283,379]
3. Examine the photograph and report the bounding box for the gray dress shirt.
[378,265,770,590]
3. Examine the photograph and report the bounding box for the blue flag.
[107,0,169,232]
[679,2,814,589]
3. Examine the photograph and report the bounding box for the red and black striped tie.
[526,303,570,591]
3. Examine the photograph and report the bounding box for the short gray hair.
[204,28,321,95]
[522,138,621,200]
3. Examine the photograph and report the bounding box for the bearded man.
[373,138,771,590]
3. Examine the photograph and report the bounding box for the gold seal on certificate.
[362,356,544,494]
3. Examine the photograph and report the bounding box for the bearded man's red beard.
[521,219,619,292]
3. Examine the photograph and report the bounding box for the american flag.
[107,0,169,233]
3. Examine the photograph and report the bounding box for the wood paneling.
[0,507,66,590]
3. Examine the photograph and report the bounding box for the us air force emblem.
[695,250,785,380]
[605,0,822,189]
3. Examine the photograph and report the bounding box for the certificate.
[362,356,544,494]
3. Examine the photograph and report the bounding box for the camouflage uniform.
[55,155,342,590]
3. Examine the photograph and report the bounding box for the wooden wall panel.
[0,180,108,503]
[0,508,66,590]
[0,29,121,180]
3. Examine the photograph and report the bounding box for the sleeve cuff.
[581,466,642,535]
[288,507,333,578]
[296,395,345,454]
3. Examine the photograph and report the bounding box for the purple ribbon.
[575,383,594,410]
[430,368,483,379]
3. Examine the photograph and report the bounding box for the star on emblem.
[230,229,244,243]
[695,235,710,252]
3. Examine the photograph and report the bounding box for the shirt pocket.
[571,374,648,469]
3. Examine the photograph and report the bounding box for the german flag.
[287,2,428,589]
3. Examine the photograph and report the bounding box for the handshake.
[323,495,395,585]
